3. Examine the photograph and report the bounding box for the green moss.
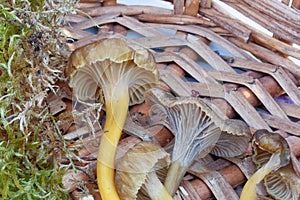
[0,0,77,199]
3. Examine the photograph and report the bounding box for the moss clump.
[0,0,76,199]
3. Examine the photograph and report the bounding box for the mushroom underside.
[264,165,300,200]
[70,59,158,105]
[115,142,170,200]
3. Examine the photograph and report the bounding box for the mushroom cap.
[252,130,290,169]
[65,38,159,105]
[115,141,170,200]
[145,88,251,167]
[264,165,300,200]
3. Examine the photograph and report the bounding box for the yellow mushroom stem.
[164,160,187,196]
[240,152,281,200]
[143,171,173,200]
[97,87,129,200]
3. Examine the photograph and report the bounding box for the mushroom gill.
[65,38,159,199]
[264,164,300,200]
[145,88,251,196]
[240,129,291,200]
[115,141,172,200]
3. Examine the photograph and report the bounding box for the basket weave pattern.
[61,0,300,199]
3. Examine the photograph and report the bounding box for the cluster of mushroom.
[65,37,252,200]
[240,130,300,200]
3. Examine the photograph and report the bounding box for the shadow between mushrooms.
[145,88,251,196]
[240,129,292,200]
[65,38,159,199]
[115,141,172,200]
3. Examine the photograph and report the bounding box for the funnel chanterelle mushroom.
[240,129,291,200]
[115,141,172,200]
[65,38,159,199]
[145,88,251,196]
[264,164,300,200]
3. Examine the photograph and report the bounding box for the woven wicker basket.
[60,0,300,199]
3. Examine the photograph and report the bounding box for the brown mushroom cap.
[264,165,300,200]
[145,88,251,166]
[252,129,290,169]
[65,38,159,105]
[115,141,170,199]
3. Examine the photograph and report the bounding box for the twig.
[80,5,172,17]
[200,8,251,42]
[201,5,300,59]
[228,37,300,78]
[136,14,215,26]
[221,0,300,44]
[184,0,200,16]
